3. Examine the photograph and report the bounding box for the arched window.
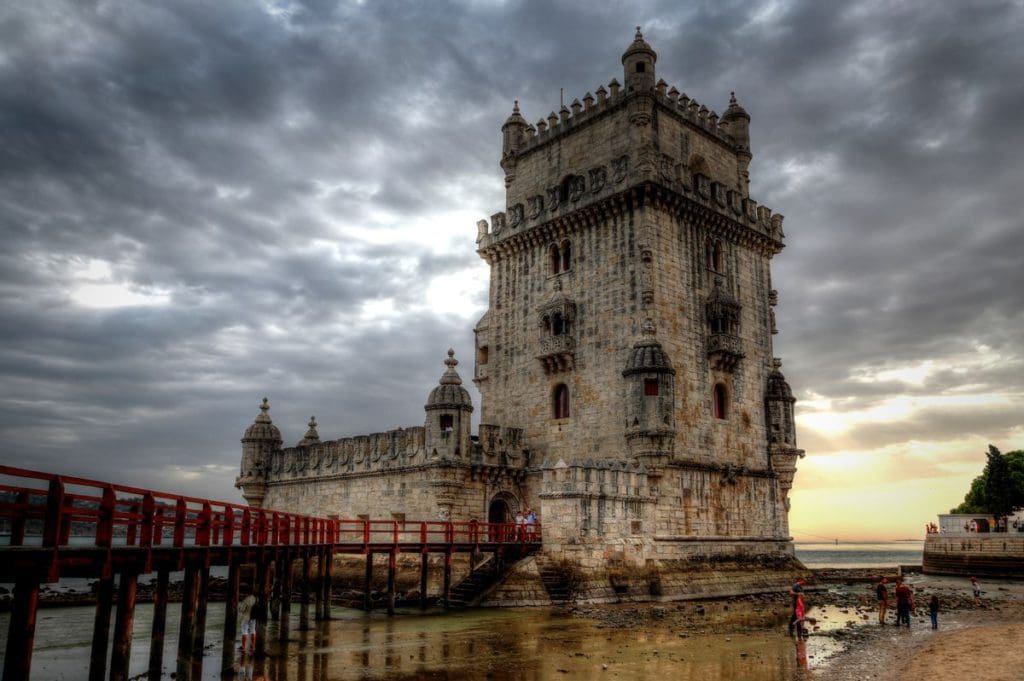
[553,384,570,419]
[561,239,572,272]
[550,243,562,275]
[713,383,728,419]
[551,312,568,336]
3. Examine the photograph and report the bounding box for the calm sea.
[794,541,924,568]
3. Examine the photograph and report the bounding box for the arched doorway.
[488,498,510,524]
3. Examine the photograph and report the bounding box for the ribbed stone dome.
[425,349,473,410]
[622,26,657,64]
[766,361,795,402]
[242,397,283,444]
[623,339,675,376]
[721,92,750,122]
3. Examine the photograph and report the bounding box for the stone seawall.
[923,534,1024,578]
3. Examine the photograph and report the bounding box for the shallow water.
[0,603,849,680]
[795,541,924,568]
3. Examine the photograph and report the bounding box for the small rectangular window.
[439,414,454,431]
[478,345,489,365]
[644,379,659,396]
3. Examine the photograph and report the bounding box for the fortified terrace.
[237,29,808,602]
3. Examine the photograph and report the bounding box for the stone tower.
[473,28,804,567]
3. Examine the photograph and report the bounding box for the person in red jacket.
[893,577,914,627]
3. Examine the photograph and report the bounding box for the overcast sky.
[1,1,1022,540]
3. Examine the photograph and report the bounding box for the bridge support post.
[176,566,199,680]
[110,572,139,681]
[222,558,240,675]
[2,577,40,681]
[190,567,210,680]
[148,570,169,680]
[270,557,282,621]
[387,550,397,616]
[88,576,115,681]
[279,553,293,642]
[419,552,429,610]
[256,555,272,658]
[443,551,452,611]
[363,552,373,611]
[300,551,311,630]
[323,549,334,620]
[313,550,324,621]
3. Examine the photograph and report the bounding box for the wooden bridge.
[0,465,541,681]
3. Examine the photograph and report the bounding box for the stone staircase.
[447,545,538,607]
[535,556,574,605]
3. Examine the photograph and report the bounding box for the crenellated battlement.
[263,426,428,482]
[540,458,654,501]
[508,79,739,156]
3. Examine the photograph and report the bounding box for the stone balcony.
[537,334,576,374]
[706,332,744,372]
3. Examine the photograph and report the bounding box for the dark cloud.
[1,0,1022,501]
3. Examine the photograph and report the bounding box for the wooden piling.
[270,556,282,621]
[363,552,373,611]
[2,577,40,681]
[313,551,323,621]
[300,551,311,630]
[88,576,114,681]
[255,555,271,657]
[323,549,334,621]
[279,553,293,641]
[443,551,452,610]
[148,570,169,680]
[221,558,240,675]
[419,552,429,609]
[190,567,210,681]
[109,572,138,681]
[176,566,199,680]
[387,550,397,615]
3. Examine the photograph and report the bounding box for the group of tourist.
[790,574,983,638]
[514,508,538,539]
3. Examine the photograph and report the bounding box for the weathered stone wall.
[262,463,535,524]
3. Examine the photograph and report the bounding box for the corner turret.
[720,92,752,194]
[500,100,529,187]
[622,26,656,94]
[237,397,283,508]
[622,322,676,470]
[424,349,474,460]
[765,359,805,515]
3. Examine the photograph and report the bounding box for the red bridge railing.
[0,465,541,564]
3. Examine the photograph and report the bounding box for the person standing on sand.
[894,577,914,627]
[928,594,939,629]
[971,576,981,605]
[875,576,889,625]
[788,577,806,635]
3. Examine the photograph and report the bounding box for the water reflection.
[0,603,843,680]
[240,607,840,681]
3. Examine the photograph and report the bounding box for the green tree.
[950,446,1024,515]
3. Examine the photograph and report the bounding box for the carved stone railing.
[537,334,576,374]
[706,333,744,372]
